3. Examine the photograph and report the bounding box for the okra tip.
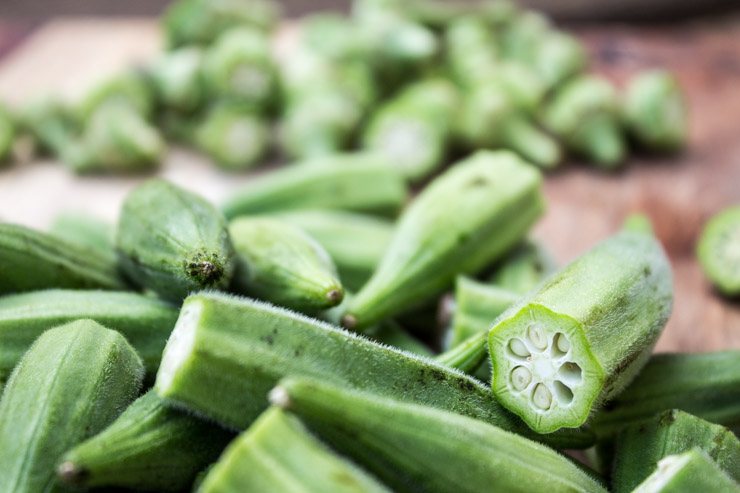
[268,385,292,409]
[326,288,344,306]
[340,313,358,331]
[57,461,88,485]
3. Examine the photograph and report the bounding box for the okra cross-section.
[489,227,673,433]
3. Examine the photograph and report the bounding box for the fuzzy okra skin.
[0,289,178,383]
[0,222,126,295]
[591,351,740,439]
[612,409,740,493]
[199,407,390,493]
[267,209,394,292]
[632,449,740,493]
[342,150,545,331]
[228,217,344,312]
[221,153,408,219]
[0,319,144,493]
[117,179,236,302]
[154,291,594,449]
[271,377,607,493]
[58,390,234,492]
[488,228,673,433]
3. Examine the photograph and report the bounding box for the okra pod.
[0,104,15,164]
[150,47,206,114]
[58,390,234,492]
[77,71,155,121]
[0,222,126,295]
[613,409,740,492]
[459,84,561,169]
[542,75,626,168]
[154,291,594,449]
[632,449,740,493]
[533,31,587,90]
[362,78,459,181]
[623,70,687,153]
[195,104,269,171]
[444,16,500,89]
[488,226,673,433]
[267,209,394,292]
[199,407,390,493]
[221,153,408,219]
[117,179,236,301]
[202,27,276,112]
[0,319,144,493]
[697,205,740,297]
[228,217,344,312]
[271,377,607,493]
[0,289,178,383]
[591,351,740,439]
[343,150,545,331]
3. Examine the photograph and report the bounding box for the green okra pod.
[444,16,500,89]
[67,102,165,174]
[77,71,155,121]
[279,89,364,159]
[162,0,280,49]
[117,179,236,301]
[499,10,551,63]
[154,291,594,449]
[543,75,626,168]
[612,409,740,493]
[150,47,206,114]
[48,211,114,257]
[436,330,490,375]
[18,95,78,158]
[591,351,740,440]
[343,150,545,331]
[0,289,178,383]
[488,238,557,294]
[0,103,16,165]
[199,407,390,493]
[623,69,687,153]
[631,449,740,493]
[488,226,673,433]
[271,377,607,493]
[362,78,459,181]
[697,205,740,297]
[532,31,587,90]
[459,84,561,169]
[195,104,269,171]
[228,217,344,312]
[202,27,276,112]
[0,319,144,493]
[0,223,126,295]
[221,153,408,219]
[267,209,394,292]
[58,390,234,492]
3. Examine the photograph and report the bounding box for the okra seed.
[511,366,532,391]
[555,333,570,354]
[527,325,548,350]
[509,338,531,358]
[557,361,583,384]
[532,383,553,410]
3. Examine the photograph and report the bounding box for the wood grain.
[0,18,738,352]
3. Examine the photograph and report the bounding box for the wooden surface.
[0,18,738,352]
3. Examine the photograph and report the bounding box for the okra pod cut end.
[697,205,740,297]
[489,304,605,433]
[56,461,86,485]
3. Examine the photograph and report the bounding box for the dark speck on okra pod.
[154,291,594,449]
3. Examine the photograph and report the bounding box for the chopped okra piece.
[697,205,740,297]
[631,449,740,493]
[489,225,673,433]
[543,75,627,168]
[195,104,269,171]
[623,69,688,152]
[150,47,205,114]
[77,71,155,121]
[533,31,587,90]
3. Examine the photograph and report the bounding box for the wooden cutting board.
[0,18,737,352]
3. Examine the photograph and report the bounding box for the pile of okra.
[2,0,740,492]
